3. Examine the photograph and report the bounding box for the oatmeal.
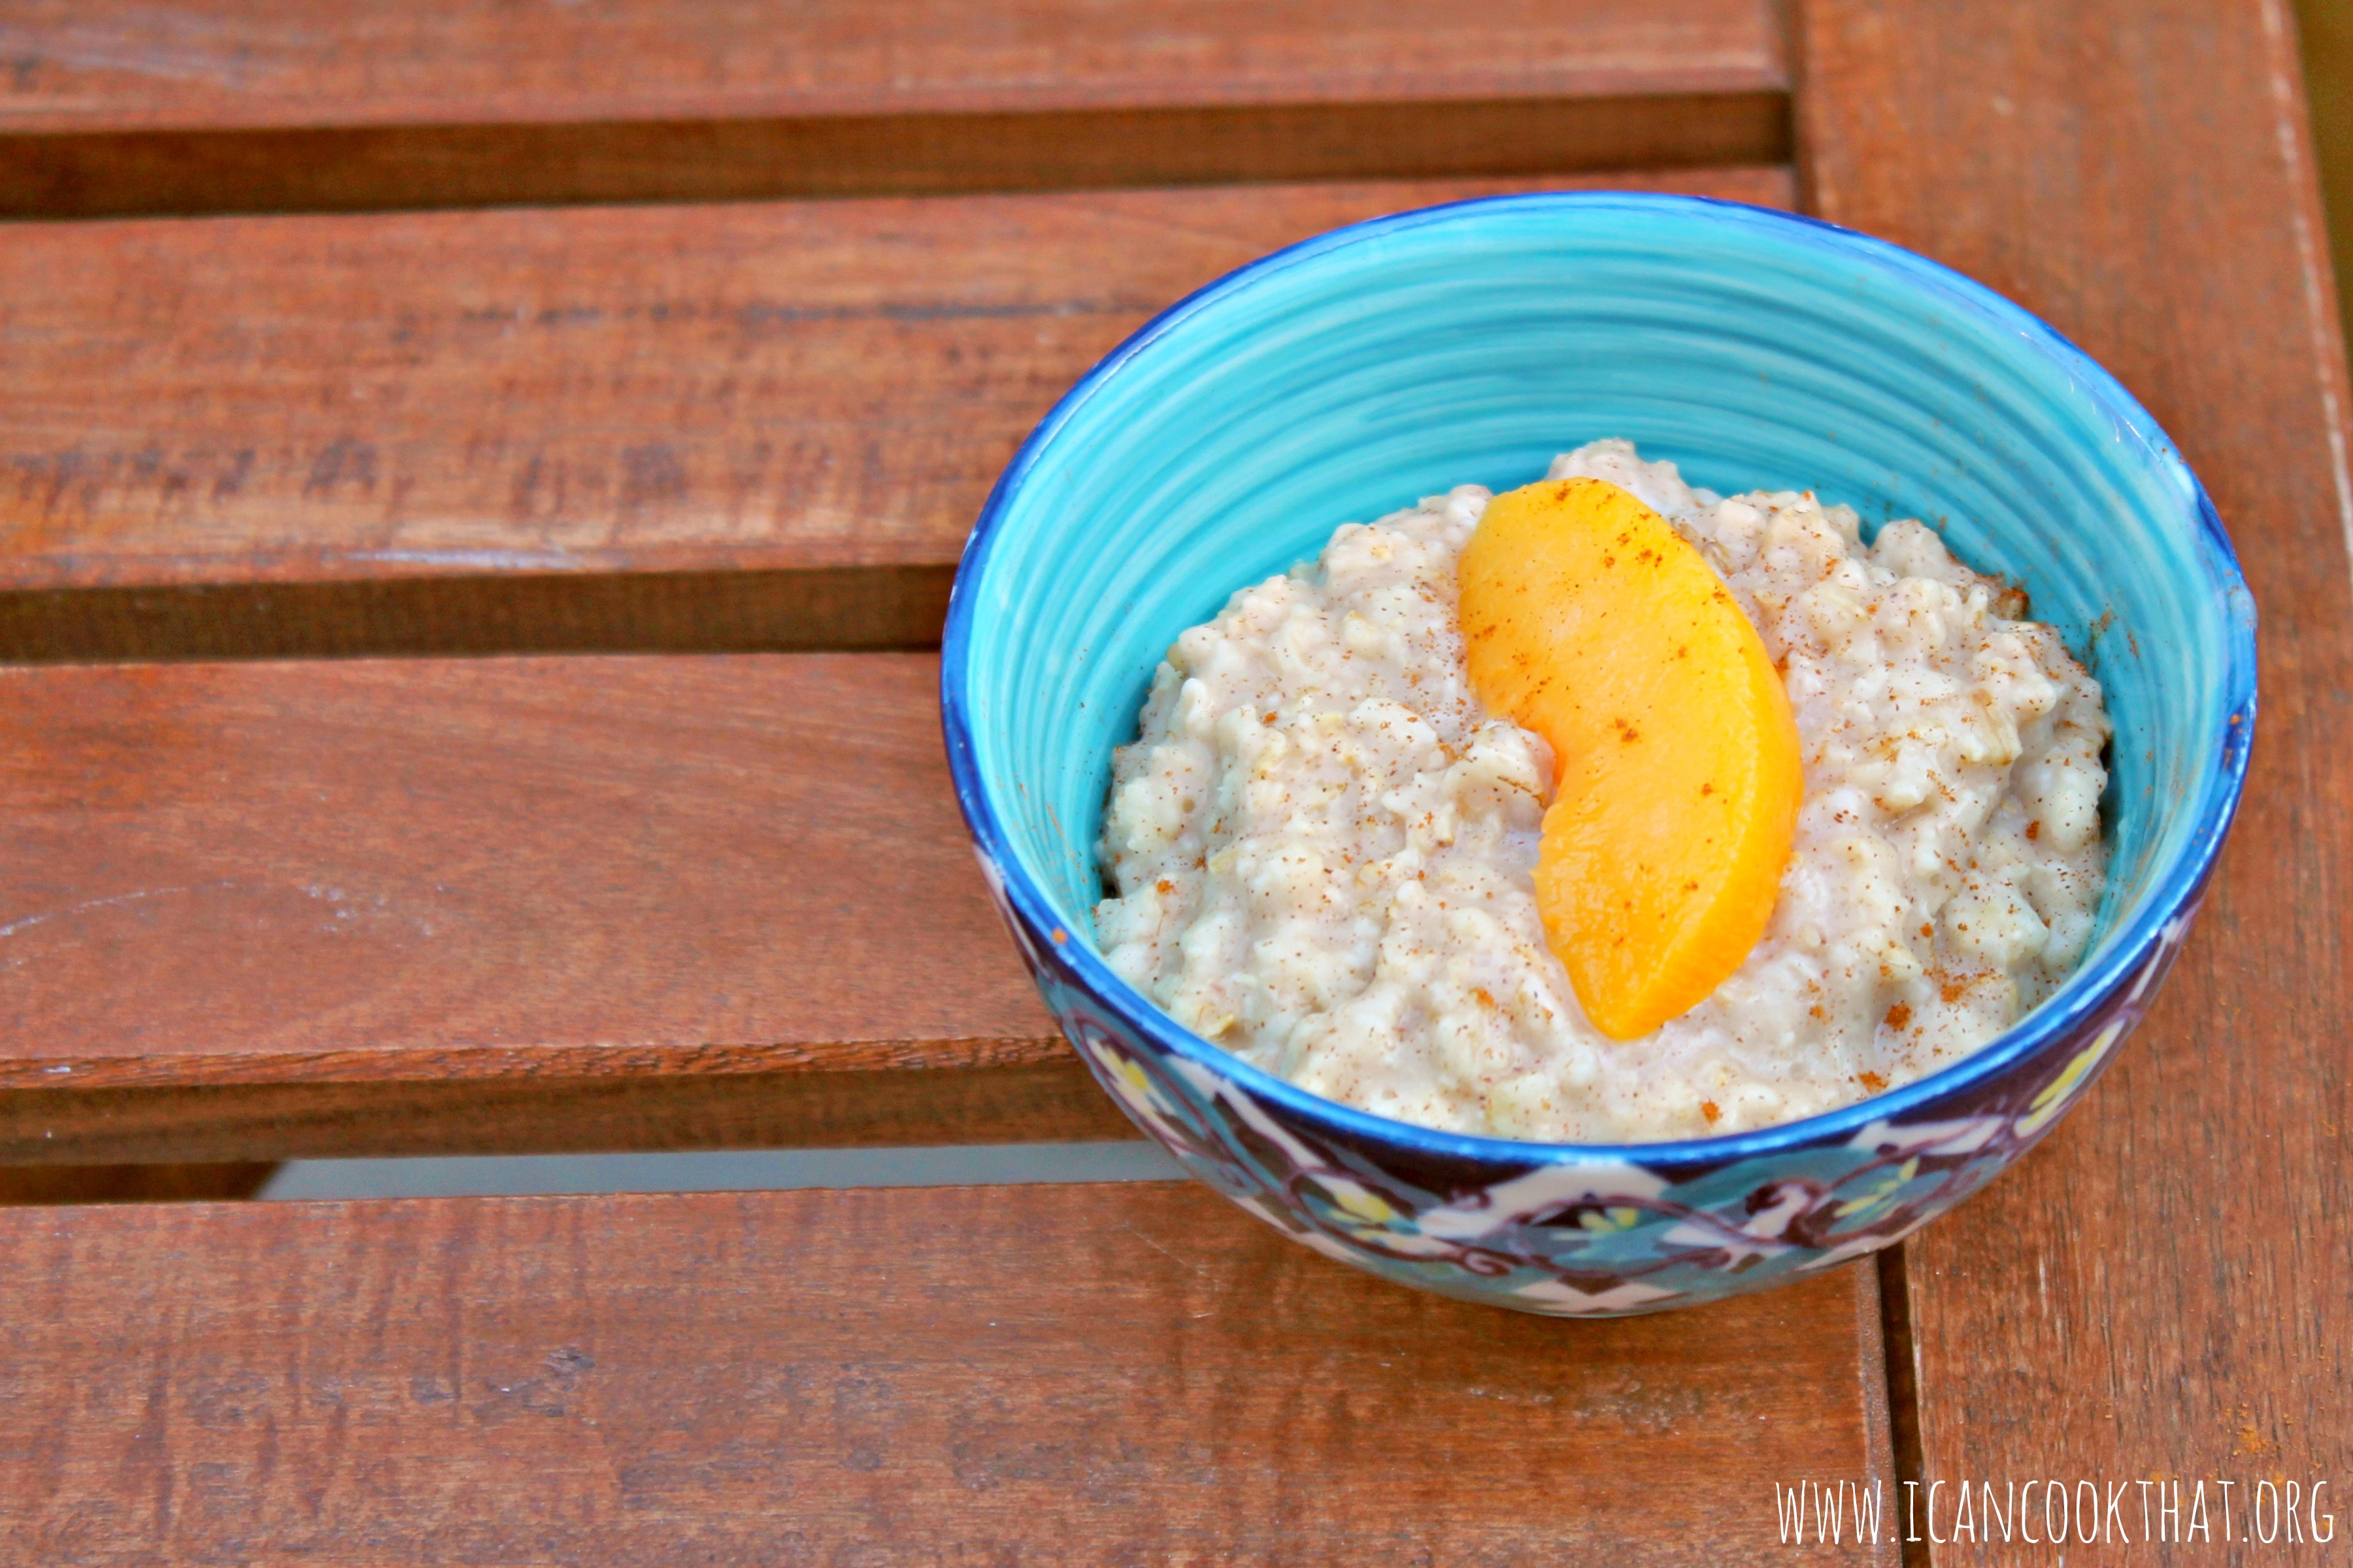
[1093,441,2111,1143]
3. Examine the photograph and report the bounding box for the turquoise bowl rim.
[941,191,2258,1166]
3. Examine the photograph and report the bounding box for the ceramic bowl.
[941,193,2256,1316]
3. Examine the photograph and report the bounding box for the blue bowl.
[941,193,2256,1316]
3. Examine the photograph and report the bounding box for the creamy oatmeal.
[1094,441,2111,1143]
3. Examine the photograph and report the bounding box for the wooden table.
[0,3,2343,1561]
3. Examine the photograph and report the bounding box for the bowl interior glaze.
[945,193,2255,1157]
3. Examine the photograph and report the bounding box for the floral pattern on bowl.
[991,871,2199,1316]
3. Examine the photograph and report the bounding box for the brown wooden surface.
[1801,0,2353,1556]
[0,2,1784,216]
[0,1180,1895,1563]
[33,0,2352,1555]
[0,654,1066,1088]
[0,0,1781,129]
[0,166,1790,662]
[0,648,1158,1158]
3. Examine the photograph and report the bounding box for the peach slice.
[1459,477,1801,1040]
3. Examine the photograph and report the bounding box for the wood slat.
[0,652,1158,1159]
[0,654,1017,1084]
[0,2,1787,216]
[1801,0,2353,1550]
[0,166,1792,662]
[0,1181,1897,1563]
[0,0,1784,130]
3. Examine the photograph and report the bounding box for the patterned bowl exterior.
[942,194,2257,1316]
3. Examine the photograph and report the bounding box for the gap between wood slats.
[1875,1245,1930,1568]
[0,1160,274,1205]
[0,1062,1135,1167]
[250,1142,1184,1201]
[0,1143,1185,1208]
[0,563,954,663]
[0,94,1789,221]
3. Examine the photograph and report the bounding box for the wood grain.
[0,1,1786,215]
[0,0,1784,130]
[0,653,1058,1091]
[0,1181,1897,1563]
[0,167,1792,661]
[1801,0,2353,1554]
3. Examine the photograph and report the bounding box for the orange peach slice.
[1459,477,1801,1040]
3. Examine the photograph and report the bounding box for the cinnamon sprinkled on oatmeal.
[1095,441,2109,1141]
